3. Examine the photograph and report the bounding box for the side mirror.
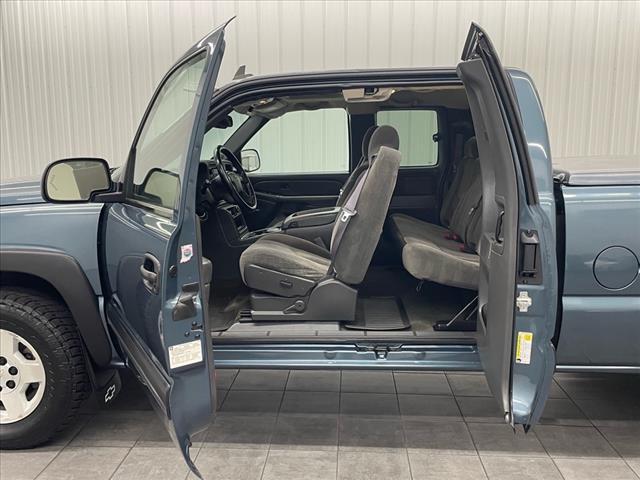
[42,158,112,203]
[240,149,261,173]
[137,168,180,209]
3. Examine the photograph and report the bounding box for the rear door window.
[377,110,439,167]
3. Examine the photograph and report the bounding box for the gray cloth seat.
[390,214,480,289]
[239,233,331,283]
[389,137,481,290]
[440,137,481,228]
[240,126,401,297]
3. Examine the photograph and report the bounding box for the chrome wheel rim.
[0,329,46,424]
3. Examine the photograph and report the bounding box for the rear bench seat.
[389,137,482,290]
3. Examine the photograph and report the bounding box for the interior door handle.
[140,253,161,294]
[495,210,505,243]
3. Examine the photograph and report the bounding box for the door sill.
[212,342,481,371]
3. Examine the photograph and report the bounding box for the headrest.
[368,125,400,160]
[463,137,478,158]
[361,126,378,159]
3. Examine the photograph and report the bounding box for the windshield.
[201,111,249,160]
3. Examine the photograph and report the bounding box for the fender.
[0,248,112,366]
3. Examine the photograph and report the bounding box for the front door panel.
[249,172,348,228]
[103,22,229,477]
[458,23,557,429]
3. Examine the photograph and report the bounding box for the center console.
[280,206,341,230]
[216,202,340,247]
[218,203,249,238]
[278,206,340,246]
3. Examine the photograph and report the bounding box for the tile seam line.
[444,371,489,479]
[32,413,98,480]
[393,368,415,480]
[555,378,630,465]
[259,369,290,480]
[107,445,135,480]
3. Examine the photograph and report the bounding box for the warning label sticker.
[168,340,203,370]
[515,331,533,365]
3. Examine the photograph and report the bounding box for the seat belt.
[338,155,367,204]
[439,132,464,213]
[328,165,372,274]
[461,196,483,253]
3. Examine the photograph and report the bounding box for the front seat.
[239,126,401,322]
[268,125,379,228]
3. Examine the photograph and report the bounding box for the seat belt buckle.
[445,231,461,242]
[340,209,356,223]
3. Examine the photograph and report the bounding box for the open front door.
[457,23,558,430]
[102,21,231,477]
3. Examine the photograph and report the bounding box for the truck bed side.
[556,179,640,368]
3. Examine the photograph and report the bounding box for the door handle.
[519,229,540,279]
[495,210,505,244]
[140,253,161,294]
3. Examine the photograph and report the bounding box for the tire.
[0,287,90,448]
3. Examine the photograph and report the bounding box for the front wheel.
[0,288,90,448]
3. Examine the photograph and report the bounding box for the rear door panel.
[508,68,558,425]
[458,23,557,429]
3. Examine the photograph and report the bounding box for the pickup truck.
[1,21,638,477]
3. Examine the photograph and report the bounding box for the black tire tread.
[0,287,90,445]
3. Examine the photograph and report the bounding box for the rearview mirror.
[240,149,261,173]
[42,158,112,203]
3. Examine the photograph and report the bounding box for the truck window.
[244,108,349,175]
[130,52,207,211]
[377,109,439,167]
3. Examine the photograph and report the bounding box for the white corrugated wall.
[1,0,639,180]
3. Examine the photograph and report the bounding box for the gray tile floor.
[1,369,639,480]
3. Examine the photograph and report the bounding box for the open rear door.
[103,20,232,477]
[457,23,558,430]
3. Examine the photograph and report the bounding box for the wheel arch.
[0,249,112,367]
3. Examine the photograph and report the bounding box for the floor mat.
[358,265,417,297]
[210,291,250,332]
[344,296,410,331]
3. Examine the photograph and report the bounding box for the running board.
[212,343,482,371]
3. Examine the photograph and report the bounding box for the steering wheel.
[215,146,258,210]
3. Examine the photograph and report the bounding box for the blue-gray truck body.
[4,147,639,372]
[1,21,638,476]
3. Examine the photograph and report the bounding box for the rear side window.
[376,110,439,167]
[244,108,349,174]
